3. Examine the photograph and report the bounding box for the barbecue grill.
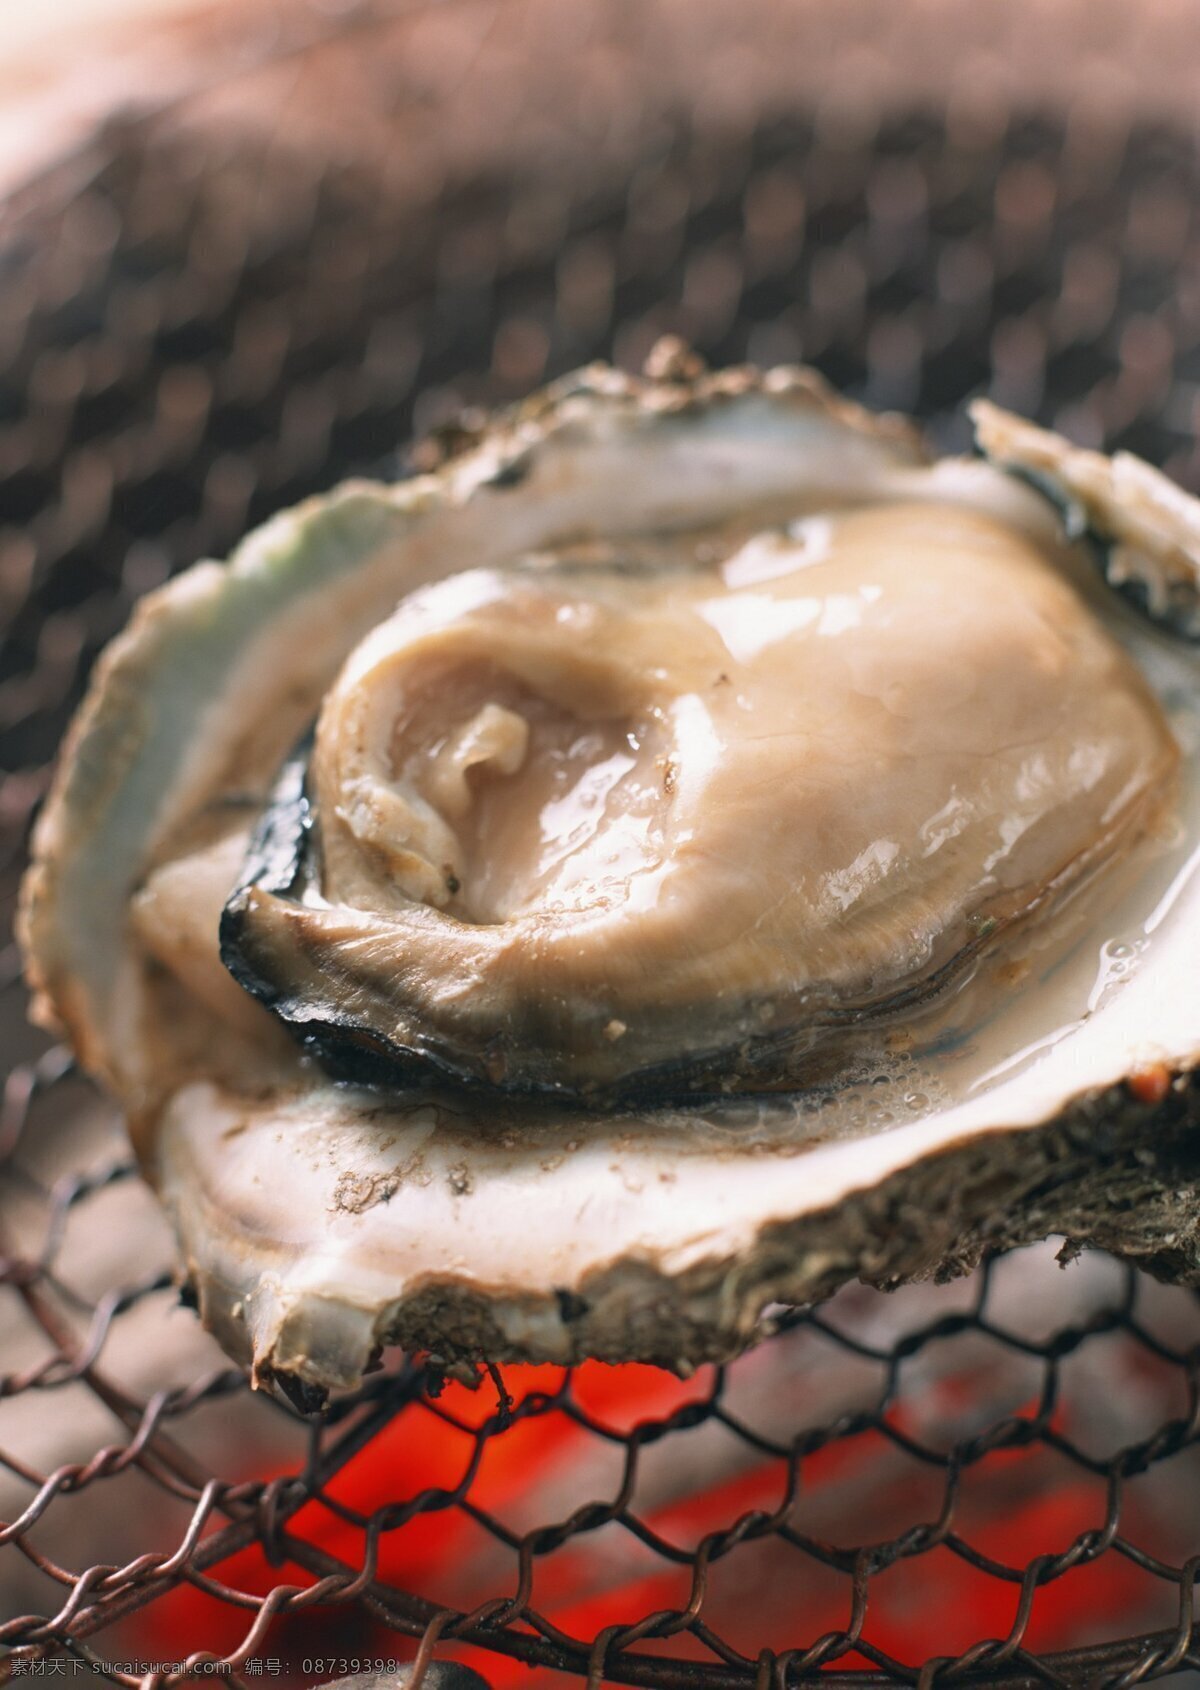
[3,4,1200,1684]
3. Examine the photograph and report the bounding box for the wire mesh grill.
[6,1068,1200,1687]
[3,5,1200,1682]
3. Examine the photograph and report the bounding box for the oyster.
[223,501,1173,1102]
[20,347,1200,1397]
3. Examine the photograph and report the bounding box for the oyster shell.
[20,348,1200,1396]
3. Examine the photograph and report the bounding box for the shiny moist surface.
[296,502,1178,1088]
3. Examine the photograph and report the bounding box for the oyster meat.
[20,349,1200,1395]
[223,503,1174,1100]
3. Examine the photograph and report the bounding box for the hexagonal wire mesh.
[3,4,1200,1685]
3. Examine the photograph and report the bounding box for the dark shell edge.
[181,1062,1200,1402]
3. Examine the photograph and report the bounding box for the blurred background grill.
[3,2,1200,1683]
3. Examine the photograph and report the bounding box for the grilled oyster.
[20,347,1200,1396]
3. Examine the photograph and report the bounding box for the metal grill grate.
[3,7,1200,1682]
[5,1066,1200,1685]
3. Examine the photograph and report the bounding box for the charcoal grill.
[3,3,1200,1684]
